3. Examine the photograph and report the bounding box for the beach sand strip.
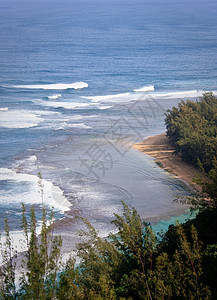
[133,133,202,192]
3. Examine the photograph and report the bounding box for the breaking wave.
[0,168,71,212]
[82,92,131,103]
[48,94,62,99]
[7,82,88,90]
[134,85,155,92]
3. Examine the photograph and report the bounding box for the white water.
[0,109,61,129]
[82,92,131,102]
[0,110,44,128]
[9,82,88,90]
[0,168,71,212]
[134,85,155,92]
[48,94,62,99]
[82,89,217,105]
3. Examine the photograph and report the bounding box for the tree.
[171,225,210,299]
[0,219,17,299]
[75,218,120,299]
[19,205,62,299]
[165,93,217,172]
[111,201,156,299]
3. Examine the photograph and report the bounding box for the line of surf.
[82,92,131,103]
[134,85,155,92]
[81,89,217,105]
[34,99,112,110]
[6,82,88,90]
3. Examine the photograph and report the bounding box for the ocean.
[0,0,217,256]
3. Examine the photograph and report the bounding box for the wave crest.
[48,94,62,99]
[82,92,131,103]
[134,85,155,92]
[8,82,88,90]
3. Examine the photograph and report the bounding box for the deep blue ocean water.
[0,0,217,254]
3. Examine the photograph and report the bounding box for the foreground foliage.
[1,197,217,299]
[0,205,62,300]
[58,201,212,300]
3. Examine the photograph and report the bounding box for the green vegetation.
[0,205,62,300]
[0,94,217,298]
[165,91,217,210]
[1,194,217,299]
[165,92,217,173]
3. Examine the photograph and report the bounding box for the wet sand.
[133,133,202,192]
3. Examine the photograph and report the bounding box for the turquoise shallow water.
[152,209,197,235]
[0,0,216,243]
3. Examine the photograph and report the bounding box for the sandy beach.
[133,133,202,192]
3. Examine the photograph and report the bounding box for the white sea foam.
[0,109,61,129]
[9,82,88,90]
[35,99,114,111]
[0,107,8,111]
[98,105,114,110]
[0,230,39,264]
[71,123,92,129]
[153,89,215,99]
[157,90,201,98]
[26,155,37,163]
[82,92,131,103]
[81,88,217,106]
[128,90,204,102]
[48,94,62,99]
[54,122,92,131]
[13,155,38,173]
[134,85,155,92]
[136,89,217,101]
[38,100,96,109]
[0,110,44,128]
[94,89,217,104]
[0,168,71,212]
[81,88,154,105]
[1,228,75,265]
[0,219,60,264]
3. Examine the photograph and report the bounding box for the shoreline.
[133,133,202,193]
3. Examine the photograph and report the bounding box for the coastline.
[133,133,202,193]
